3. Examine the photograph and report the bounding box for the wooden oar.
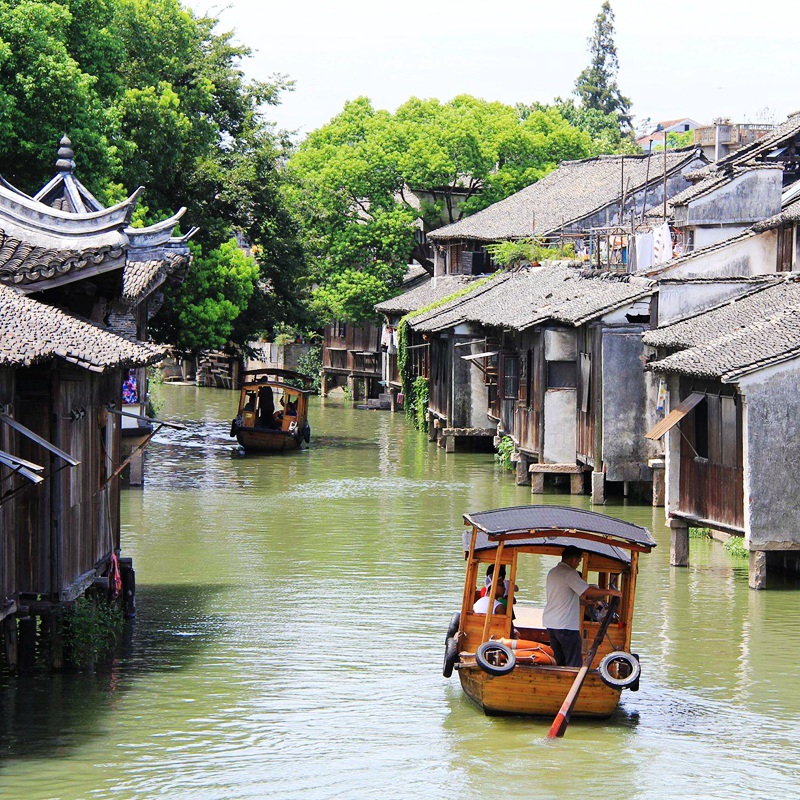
[547,595,620,739]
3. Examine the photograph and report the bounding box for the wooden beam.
[487,529,652,553]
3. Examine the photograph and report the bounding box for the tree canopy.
[285,95,595,324]
[574,1,632,135]
[0,0,305,351]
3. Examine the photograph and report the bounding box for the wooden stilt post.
[2,616,18,672]
[17,616,35,672]
[50,609,64,670]
[121,559,136,618]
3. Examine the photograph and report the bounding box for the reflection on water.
[2,385,800,800]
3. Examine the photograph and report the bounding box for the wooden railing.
[679,455,744,529]
[323,348,348,371]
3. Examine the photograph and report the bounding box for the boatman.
[543,546,621,668]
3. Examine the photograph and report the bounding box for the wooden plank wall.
[0,368,15,607]
[14,366,53,595]
[56,367,121,599]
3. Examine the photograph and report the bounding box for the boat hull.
[235,428,302,452]
[458,663,620,718]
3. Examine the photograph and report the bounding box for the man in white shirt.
[543,546,621,667]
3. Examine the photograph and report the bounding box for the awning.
[644,392,704,440]
[0,412,80,465]
[461,350,499,362]
[0,449,44,484]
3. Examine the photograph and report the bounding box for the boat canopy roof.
[241,379,313,395]
[463,529,633,564]
[242,368,314,389]
[463,505,656,552]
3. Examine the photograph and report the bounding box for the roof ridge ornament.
[55,135,75,174]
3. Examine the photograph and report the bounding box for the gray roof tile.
[0,284,165,370]
[375,274,475,315]
[408,265,654,333]
[428,150,702,243]
[645,278,800,380]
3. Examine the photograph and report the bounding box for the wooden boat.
[230,369,313,453]
[444,505,656,718]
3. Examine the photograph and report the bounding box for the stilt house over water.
[0,137,192,669]
[405,266,660,502]
[643,277,800,589]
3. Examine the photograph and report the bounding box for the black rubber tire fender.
[475,641,516,677]
[598,651,641,689]
[443,636,458,678]
[445,611,461,643]
[302,423,311,443]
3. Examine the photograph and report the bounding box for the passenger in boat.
[274,398,298,424]
[257,387,277,428]
[542,546,621,668]
[480,565,517,598]
[243,392,257,412]
[473,581,507,614]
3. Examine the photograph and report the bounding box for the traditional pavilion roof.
[645,277,800,381]
[0,136,195,298]
[408,265,654,333]
[427,149,703,243]
[0,284,164,370]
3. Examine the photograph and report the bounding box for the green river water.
[2,384,800,800]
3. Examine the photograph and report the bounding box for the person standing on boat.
[543,546,621,668]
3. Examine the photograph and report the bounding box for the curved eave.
[126,207,188,248]
[0,183,142,239]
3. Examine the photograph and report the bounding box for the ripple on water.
[286,476,471,501]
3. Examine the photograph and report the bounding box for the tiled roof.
[0,284,165,370]
[408,265,654,333]
[646,164,782,219]
[645,278,800,380]
[375,274,475,315]
[428,149,703,243]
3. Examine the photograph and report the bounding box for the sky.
[186,0,798,139]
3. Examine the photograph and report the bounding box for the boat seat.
[513,605,549,644]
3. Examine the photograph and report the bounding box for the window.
[547,361,577,389]
[693,397,709,459]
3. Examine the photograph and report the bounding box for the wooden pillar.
[443,434,455,453]
[50,609,64,670]
[2,616,18,671]
[570,472,584,495]
[668,518,689,567]
[121,558,136,619]
[128,448,145,486]
[17,616,36,672]
[389,388,398,413]
[649,458,665,507]
[591,471,605,505]
[320,372,329,397]
[428,414,438,443]
[749,550,767,590]
[346,375,357,400]
[515,453,531,486]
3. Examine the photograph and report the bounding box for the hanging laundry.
[635,231,654,270]
[656,378,667,413]
[653,223,672,264]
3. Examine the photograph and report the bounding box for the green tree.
[150,238,259,351]
[286,95,593,325]
[574,1,632,134]
[0,0,305,351]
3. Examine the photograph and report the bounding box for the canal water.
[2,385,800,799]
